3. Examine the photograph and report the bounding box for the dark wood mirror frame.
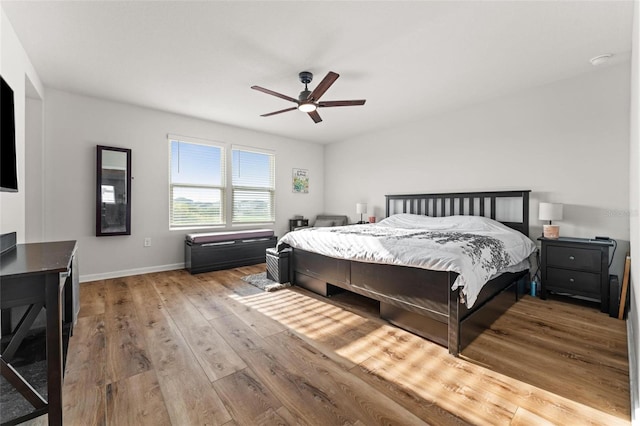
[96,145,131,236]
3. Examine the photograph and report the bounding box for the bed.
[279,190,534,356]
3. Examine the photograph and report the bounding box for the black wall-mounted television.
[1,75,18,192]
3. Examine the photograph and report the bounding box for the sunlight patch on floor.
[230,290,367,340]
[230,285,629,426]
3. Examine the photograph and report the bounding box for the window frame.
[168,136,277,230]
[168,135,226,229]
[231,145,276,225]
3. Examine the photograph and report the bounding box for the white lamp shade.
[356,203,367,215]
[539,203,563,221]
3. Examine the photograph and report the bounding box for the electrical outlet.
[144,237,151,247]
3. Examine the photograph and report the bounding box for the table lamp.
[539,202,563,239]
[356,203,367,224]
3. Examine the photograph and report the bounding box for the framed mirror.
[96,145,131,236]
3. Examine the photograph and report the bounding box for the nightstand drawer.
[546,267,600,297]
[546,246,601,272]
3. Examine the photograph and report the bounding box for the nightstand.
[539,237,614,315]
[289,218,308,232]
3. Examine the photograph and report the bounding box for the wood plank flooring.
[22,265,630,425]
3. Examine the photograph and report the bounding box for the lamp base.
[543,224,560,239]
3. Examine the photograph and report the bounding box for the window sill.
[170,222,275,232]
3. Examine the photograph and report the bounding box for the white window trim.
[168,136,277,230]
[168,134,227,230]
[230,145,276,225]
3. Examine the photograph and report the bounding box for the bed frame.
[290,190,531,356]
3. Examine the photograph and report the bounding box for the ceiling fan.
[251,71,366,123]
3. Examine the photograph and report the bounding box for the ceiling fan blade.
[251,86,299,104]
[308,110,322,123]
[307,71,339,102]
[260,106,298,117]
[318,99,366,107]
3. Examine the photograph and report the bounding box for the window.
[232,147,275,224]
[101,185,116,204]
[169,137,276,228]
[170,137,225,227]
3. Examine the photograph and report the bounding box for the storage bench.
[185,229,276,274]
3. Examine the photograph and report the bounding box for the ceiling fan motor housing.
[299,90,312,102]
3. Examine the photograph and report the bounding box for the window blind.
[169,138,225,227]
[232,148,275,223]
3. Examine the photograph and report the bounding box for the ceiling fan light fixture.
[298,102,317,112]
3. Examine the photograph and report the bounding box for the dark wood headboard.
[385,190,531,236]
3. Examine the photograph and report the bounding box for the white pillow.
[378,214,517,233]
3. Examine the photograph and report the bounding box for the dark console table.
[0,240,78,425]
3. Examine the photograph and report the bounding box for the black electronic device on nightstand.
[538,236,615,316]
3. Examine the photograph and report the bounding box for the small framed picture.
[292,168,309,193]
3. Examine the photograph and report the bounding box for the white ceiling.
[2,1,633,144]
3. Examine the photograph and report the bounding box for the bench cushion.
[186,229,274,244]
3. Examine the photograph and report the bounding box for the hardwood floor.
[24,265,630,425]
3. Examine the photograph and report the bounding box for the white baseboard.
[80,263,185,283]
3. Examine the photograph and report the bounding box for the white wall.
[0,8,44,242]
[25,94,44,243]
[325,63,630,244]
[43,89,324,281]
[628,0,639,422]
